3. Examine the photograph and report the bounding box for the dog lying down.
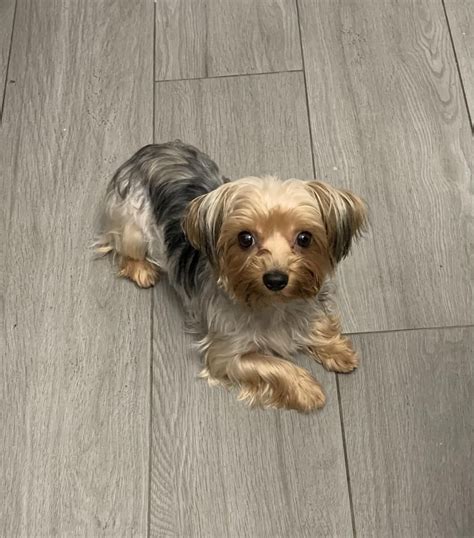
[96,140,367,412]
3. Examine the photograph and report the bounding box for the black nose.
[263,271,289,291]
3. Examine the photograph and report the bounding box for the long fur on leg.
[228,353,326,412]
[201,339,325,412]
[307,314,358,373]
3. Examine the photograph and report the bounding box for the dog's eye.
[296,231,312,248]
[238,231,255,249]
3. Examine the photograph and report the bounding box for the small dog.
[96,141,367,411]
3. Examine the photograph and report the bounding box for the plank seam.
[154,68,303,84]
[441,0,474,131]
[297,1,355,534]
[295,0,316,179]
[0,0,18,124]
[345,323,474,338]
[336,374,357,538]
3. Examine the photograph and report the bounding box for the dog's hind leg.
[95,189,159,288]
[116,221,159,288]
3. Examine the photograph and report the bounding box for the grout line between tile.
[153,68,303,84]
[0,0,18,124]
[441,0,474,132]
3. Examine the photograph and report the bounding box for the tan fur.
[182,182,238,257]
[97,210,160,288]
[181,176,367,410]
[306,181,367,262]
[202,342,325,412]
[210,181,334,306]
[307,314,358,373]
[118,257,159,288]
[102,166,367,411]
[121,222,148,260]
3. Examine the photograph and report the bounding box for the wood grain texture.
[155,0,302,81]
[445,0,474,127]
[0,0,16,119]
[151,74,352,537]
[155,72,313,179]
[0,1,153,535]
[339,327,473,537]
[299,0,473,333]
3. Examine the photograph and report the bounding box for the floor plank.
[299,0,473,333]
[445,0,474,128]
[151,73,352,537]
[339,327,473,537]
[155,0,302,81]
[0,1,153,535]
[155,72,313,179]
[0,0,16,119]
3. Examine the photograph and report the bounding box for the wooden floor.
[1,1,472,536]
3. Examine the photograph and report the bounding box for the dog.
[96,140,367,411]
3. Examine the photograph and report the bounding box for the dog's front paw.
[290,373,326,411]
[236,363,326,412]
[322,349,359,373]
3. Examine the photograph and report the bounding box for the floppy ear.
[182,183,235,263]
[306,181,367,262]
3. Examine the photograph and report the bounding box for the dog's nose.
[263,271,289,291]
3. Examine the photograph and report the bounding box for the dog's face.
[183,176,367,306]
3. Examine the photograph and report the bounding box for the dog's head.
[183,176,367,306]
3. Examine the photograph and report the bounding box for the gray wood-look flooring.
[1,1,153,535]
[1,1,472,537]
[299,0,472,333]
[155,0,301,80]
[445,0,474,128]
[0,0,16,120]
[340,327,473,538]
[155,72,313,178]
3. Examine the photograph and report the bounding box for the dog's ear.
[306,181,367,263]
[182,194,207,251]
[182,183,235,263]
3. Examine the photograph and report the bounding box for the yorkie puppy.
[96,140,367,412]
